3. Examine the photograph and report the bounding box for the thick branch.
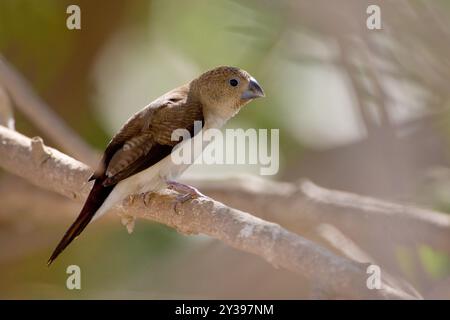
[0,126,414,299]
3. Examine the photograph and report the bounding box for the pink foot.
[166,181,205,213]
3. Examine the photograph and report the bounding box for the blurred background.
[1,0,450,298]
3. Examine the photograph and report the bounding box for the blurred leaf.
[418,244,450,279]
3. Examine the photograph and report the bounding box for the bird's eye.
[229,78,239,87]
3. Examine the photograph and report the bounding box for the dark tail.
[48,179,115,266]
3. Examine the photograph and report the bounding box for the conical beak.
[241,77,265,100]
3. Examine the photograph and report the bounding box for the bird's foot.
[167,180,205,196]
[166,181,205,214]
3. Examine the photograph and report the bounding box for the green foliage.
[418,245,450,280]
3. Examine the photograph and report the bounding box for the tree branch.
[0,125,415,299]
[316,223,422,299]
[188,176,450,256]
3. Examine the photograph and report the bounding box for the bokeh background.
[1,0,450,298]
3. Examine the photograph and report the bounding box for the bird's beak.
[241,77,265,100]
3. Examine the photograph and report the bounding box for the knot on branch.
[31,136,51,165]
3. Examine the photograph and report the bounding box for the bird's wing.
[90,86,203,184]
[48,88,203,265]
[101,95,204,186]
[89,110,149,181]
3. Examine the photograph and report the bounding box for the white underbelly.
[93,123,214,220]
[94,139,199,219]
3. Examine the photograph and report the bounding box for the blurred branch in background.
[275,0,450,200]
[0,85,14,129]
[1,0,450,299]
[0,55,97,166]
[316,223,422,299]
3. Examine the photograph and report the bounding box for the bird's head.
[191,66,265,124]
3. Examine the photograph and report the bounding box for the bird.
[48,66,265,265]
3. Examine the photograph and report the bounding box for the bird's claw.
[166,181,204,214]
[126,194,137,206]
[174,193,196,214]
[120,214,136,234]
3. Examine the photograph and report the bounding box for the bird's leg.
[166,180,205,213]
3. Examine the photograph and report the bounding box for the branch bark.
[0,125,415,299]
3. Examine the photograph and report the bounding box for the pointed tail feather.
[48,179,115,266]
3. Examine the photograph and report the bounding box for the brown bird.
[48,66,265,265]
